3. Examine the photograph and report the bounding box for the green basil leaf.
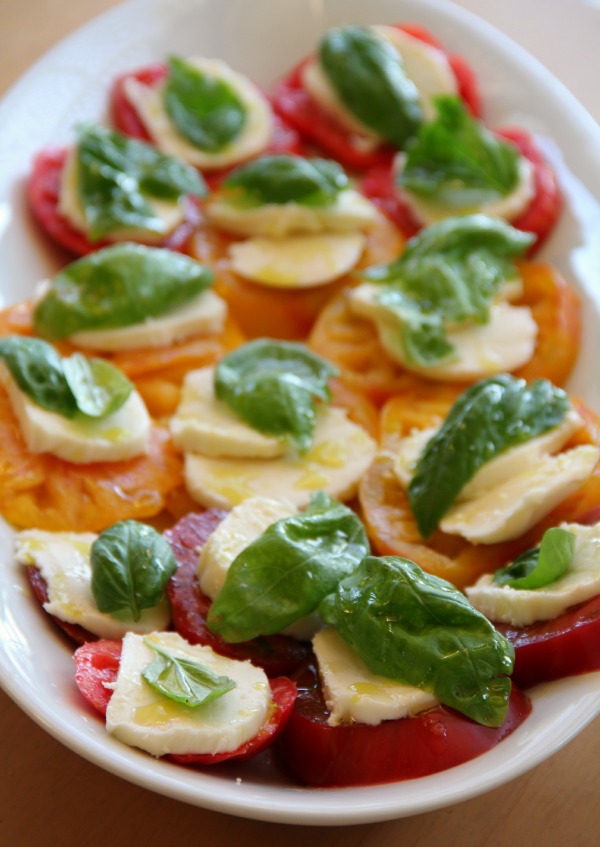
[142,638,236,706]
[62,353,133,419]
[91,521,177,621]
[214,339,338,452]
[76,123,206,241]
[0,336,77,417]
[33,243,213,341]
[320,555,514,727]
[408,375,571,538]
[222,155,348,207]
[364,216,535,367]
[319,25,422,148]
[398,96,521,206]
[207,491,369,642]
[493,527,575,590]
[163,56,247,152]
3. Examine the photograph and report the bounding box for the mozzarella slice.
[123,58,273,170]
[106,631,271,757]
[197,496,297,599]
[0,363,150,464]
[301,25,458,146]
[15,530,170,637]
[170,366,286,459]
[441,445,600,544]
[466,521,600,626]
[350,283,537,380]
[228,232,366,288]
[69,289,226,351]
[205,188,379,238]
[396,154,537,226]
[183,407,377,509]
[370,25,458,121]
[58,147,186,242]
[313,628,437,726]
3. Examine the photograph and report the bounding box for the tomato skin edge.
[277,661,531,787]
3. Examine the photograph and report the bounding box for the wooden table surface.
[1,1,599,844]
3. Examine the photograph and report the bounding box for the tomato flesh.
[28,147,203,257]
[165,511,312,677]
[270,24,481,171]
[277,661,531,787]
[496,594,600,689]
[73,639,297,765]
[361,127,561,249]
[27,567,97,646]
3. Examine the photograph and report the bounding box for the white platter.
[1,0,600,827]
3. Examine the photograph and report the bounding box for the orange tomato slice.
[358,394,600,589]
[309,261,581,406]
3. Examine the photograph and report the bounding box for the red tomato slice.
[277,661,531,787]
[110,64,305,189]
[27,567,97,646]
[496,594,600,689]
[270,24,481,171]
[28,147,203,257]
[165,511,312,677]
[73,639,297,765]
[361,127,562,250]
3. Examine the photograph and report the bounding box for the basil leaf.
[33,243,213,341]
[163,56,247,152]
[214,339,338,452]
[493,527,575,590]
[142,639,235,706]
[408,375,571,538]
[76,123,206,241]
[0,336,77,417]
[207,491,369,642]
[91,521,177,621]
[222,155,348,207]
[320,555,514,727]
[363,216,535,367]
[398,96,521,206]
[319,25,422,148]
[62,354,132,419]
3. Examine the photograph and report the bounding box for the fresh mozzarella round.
[396,154,536,226]
[370,25,457,121]
[228,233,366,288]
[313,628,437,726]
[170,366,286,459]
[0,363,150,464]
[58,147,186,242]
[69,289,226,351]
[466,522,600,626]
[106,631,271,757]
[183,407,377,510]
[350,283,537,380]
[440,445,600,544]
[123,58,273,170]
[15,530,170,638]
[205,188,379,237]
[197,496,297,600]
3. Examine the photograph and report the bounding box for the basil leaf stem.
[320,555,514,727]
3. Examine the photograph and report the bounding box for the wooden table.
[1,1,599,844]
